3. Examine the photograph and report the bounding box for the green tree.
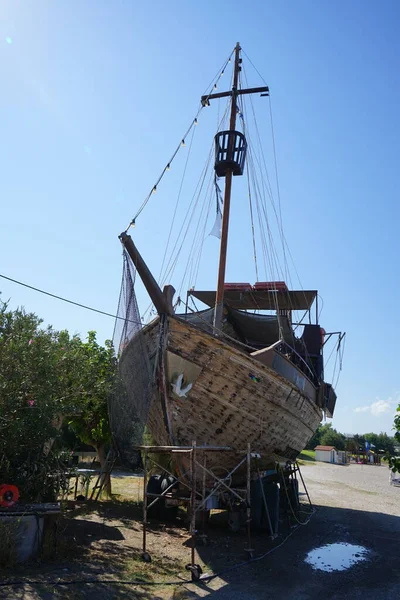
[389,406,400,473]
[0,299,117,500]
[305,423,333,450]
[361,432,395,454]
[320,427,345,450]
[345,437,359,454]
[67,332,116,496]
[376,432,395,454]
[0,302,69,500]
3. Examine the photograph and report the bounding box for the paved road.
[183,462,400,599]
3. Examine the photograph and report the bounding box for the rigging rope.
[157,124,197,282]
[241,84,282,300]
[241,57,314,315]
[159,142,214,287]
[158,99,231,300]
[241,62,311,336]
[124,49,235,230]
[179,171,215,297]
[242,65,290,286]
[184,179,215,294]
[268,94,288,283]
[245,154,259,283]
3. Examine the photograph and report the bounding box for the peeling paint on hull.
[120,315,322,482]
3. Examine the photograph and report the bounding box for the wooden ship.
[113,43,341,485]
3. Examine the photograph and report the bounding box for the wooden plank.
[119,315,322,485]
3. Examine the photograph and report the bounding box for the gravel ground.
[301,461,400,518]
[1,462,399,599]
[184,462,400,599]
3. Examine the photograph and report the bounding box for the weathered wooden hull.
[119,315,322,483]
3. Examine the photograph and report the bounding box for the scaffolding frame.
[137,444,314,581]
[138,442,262,580]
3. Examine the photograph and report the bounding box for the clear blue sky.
[1,0,399,436]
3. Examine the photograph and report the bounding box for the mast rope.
[246,158,260,284]
[181,180,214,296]
[236,87,261,286]
[124,49,235,230]
[242,65,289,283]
[178,100,231,293]
[239,78,301,345]
[158,100,230,300]
[268,93,288,282]
[239,80,285,295]
[157,124,197,282]
[334,334,345,388]
[187,175,218,288]
[241,63,314,328]
[159,144,214,287]
[242,60,313,313]
[245,139,298,344]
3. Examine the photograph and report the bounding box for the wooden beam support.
[201,86,269,106]
[237,86,269,96]
[119,231,173,315]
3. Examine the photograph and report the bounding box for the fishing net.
[108,250,155,469]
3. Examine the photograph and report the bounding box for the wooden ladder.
[89,449,117,501]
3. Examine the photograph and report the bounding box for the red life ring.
[0,484,20,507]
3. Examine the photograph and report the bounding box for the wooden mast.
[119,44,268,322]
[213,42,241,331]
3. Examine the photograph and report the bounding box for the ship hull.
[118,315,322,482]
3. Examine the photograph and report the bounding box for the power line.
[0,273,141,326]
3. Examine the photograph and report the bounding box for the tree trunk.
[96,444,112,497]
[43,414,64,456]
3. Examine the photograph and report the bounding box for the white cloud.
[371,400,393,416]
[354,399,395,416]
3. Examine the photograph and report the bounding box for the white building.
[315,445,337,463]
[314,445,347,464]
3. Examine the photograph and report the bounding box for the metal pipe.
[142,450,148,555]
[246,443,252,551]
[257,465,274,538]
[195,457,248,508]
[190,441,197,571]
[296,460,314,511]
[202,454,207,533]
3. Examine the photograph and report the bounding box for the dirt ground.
[0,462,399,599]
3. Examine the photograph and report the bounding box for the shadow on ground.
[0,502,399,599]
[191,503,400,600]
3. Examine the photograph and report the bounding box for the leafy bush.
[0,300,116,501]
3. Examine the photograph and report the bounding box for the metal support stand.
[256,465,276,539]
[244,443,254,558]
[277,460,314,529]
[295,460,314,512]
[189,440,198,578]
[138,442,259,576]
[142,448,150,562]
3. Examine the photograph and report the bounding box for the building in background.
[314,445,347,464]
